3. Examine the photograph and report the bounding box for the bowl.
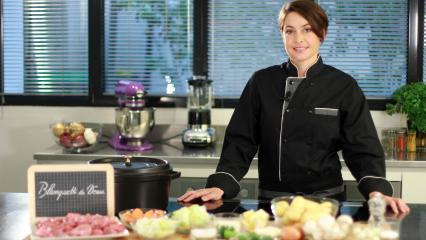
[271,195,340,225]
[118,208,167,228]
[131,217,177,239]
[214,212,241,232]
[50,122,103,153]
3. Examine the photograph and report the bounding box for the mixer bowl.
[115,108,155,139]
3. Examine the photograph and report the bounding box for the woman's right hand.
[177,187,224,202]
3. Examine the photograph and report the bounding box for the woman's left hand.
[369,191,410,215]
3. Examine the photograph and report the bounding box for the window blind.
[208,1,285,98]
[208,0,408,98]
[3,0,88,94]
[319,0,408,98]
[104,0,193,96]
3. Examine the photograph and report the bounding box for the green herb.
[235,232,273,240]
[386,82,426,132]
[217,225,237,239]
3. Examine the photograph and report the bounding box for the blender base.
[109,132,153,151]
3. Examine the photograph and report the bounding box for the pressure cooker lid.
[89,156,172,175]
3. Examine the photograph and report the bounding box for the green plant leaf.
[387,82,426,132]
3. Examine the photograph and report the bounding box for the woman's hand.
[177,187,224,202]
[369,191,410,215]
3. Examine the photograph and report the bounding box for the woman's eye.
[304,28,312,33]
[285,29,293,34]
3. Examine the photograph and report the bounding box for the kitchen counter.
[33,138,426,203]
[34,140,426,167]
[1,192,425,240]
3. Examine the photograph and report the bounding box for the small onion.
[84,128,97,145]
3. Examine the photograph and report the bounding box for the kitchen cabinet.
[401,169,426,203]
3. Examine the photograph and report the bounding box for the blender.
[182,76,216,147]
[109,80,155,151]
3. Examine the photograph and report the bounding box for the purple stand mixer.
[109,80,155,151]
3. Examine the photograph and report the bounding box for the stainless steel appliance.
[182,76,216,147]
[109,80,155,151]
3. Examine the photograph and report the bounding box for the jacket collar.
[281,56,324,78]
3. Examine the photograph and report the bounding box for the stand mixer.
[182,76,216,147]
[109,80,155,151]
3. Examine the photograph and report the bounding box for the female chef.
[179,0,409,214]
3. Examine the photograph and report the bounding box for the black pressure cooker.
[89,156,180,213]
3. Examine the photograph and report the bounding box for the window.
[0,0,422,107]
[208,0,408,98]
[319,0,408,98]
[103,0,193,96]
[208,1,285,98]
[2,0,88,95]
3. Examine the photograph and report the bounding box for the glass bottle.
[396,128,407,153]
[381,129,395,160]
[407,130,416,152]
[417,132,426,152]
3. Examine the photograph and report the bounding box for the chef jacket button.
[286,109,290,113]
[309,82,314,86]
[283,138,287,143]
[289,80,294,85]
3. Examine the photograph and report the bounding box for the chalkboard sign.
[27,164,114,223]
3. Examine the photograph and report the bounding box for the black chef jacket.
[206,57,393,199]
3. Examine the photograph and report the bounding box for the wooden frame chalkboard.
[27,164,114,224]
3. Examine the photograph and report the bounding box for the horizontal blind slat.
[103,0,193,96]
[209,0,408,98]
[3,0,88,94]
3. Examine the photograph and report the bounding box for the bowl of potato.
[271,195,340,225]
[50,122,103,153]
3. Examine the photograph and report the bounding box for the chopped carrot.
[155,210,166,217]
[122,211,134,223]
[132,208,144,219]
[144,209,154,218]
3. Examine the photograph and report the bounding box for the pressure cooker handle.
[123,155,132,167]
[170,171,181,179]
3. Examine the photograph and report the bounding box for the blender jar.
[187,76,213,110]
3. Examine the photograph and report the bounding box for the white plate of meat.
[31,213,129,240]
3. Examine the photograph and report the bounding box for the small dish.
[131,217,177,239]
[50,122,103,153]
[31,215,129,239]
[271,195,340,225]
[214,212,241,232]
[118,208,166,228]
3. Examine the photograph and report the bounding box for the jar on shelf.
[396,128,407,153]
[407,130,416,152]
[417,132,426,152]
[407,151,416,161]
[381,129,395,159]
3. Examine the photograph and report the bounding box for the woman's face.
[282,12,322,68]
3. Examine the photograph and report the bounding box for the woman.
[179,0,409,214]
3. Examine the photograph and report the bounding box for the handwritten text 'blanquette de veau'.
[37,181,105,200]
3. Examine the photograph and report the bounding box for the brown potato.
[51,123,65,137]
[69,122,85,138]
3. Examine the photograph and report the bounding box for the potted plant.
[386,82,426,132]
[386,82,426,151]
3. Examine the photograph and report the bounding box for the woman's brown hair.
[278,0,328,42]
